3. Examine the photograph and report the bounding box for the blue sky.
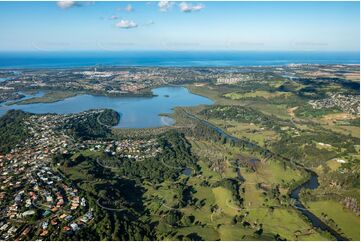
[0,1,359,51]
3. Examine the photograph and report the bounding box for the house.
[42,221,49,230]
[40,230,49,237]
[21,210,35,217]
[21,226,31,237]
[70,223,79,231]
[63,226,71,231]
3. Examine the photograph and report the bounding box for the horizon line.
[0,50,359,53]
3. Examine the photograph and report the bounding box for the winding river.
[181,110,348,241]
[289,171,348,241]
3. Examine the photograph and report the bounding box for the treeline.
[229,94,305,107]
[222,81,275,94]
[164,180,196,209]
[294,77,360,94]
[213,178,243,206]
[0,109,30,154]
[295,104,342,118]
[69,215,154,241]
[341,118,360,127]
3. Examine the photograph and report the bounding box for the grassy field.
[187,84,222,102]
[248,208,330,241]
[180,86,358,240]
[184,138,330,240]
[305,200,360,241]
[140,135,325,240]
[209,118,279,146]
[316,112,359,138]
[321,123,360,138]
[218,224,275,240]
[212,187,239,217]
[240,156,328,240]
[326,159,342,171]
[188,83,295,121]
[252,103,293,120]
[224,91,291,100]
[187,84,247,106]
[173,226,220,240]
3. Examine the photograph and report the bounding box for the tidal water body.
[0,87,213,128]
[0,51,359,68]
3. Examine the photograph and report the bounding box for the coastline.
[0,51,359,69]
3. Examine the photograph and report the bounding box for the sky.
[0,1,359,52]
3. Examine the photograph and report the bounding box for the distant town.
[0,65,359,117]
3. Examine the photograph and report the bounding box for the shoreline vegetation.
[4,88,156,106]
[6,91,78,105]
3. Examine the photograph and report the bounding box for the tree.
[165,210,183,227]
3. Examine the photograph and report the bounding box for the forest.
[0,110,30,153]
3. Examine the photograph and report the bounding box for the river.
[289,171,348,241]
[181,110,348,241]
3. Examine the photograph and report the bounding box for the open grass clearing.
[224,91,292,100]
[248,208,330,241]
[305,200,360,241]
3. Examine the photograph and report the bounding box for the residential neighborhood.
[0,109,160,240]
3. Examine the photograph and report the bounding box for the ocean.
[0,51,359,68]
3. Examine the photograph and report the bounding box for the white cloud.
[115,20,138,29]
[179,2,204,13]
[158,1,173,12]
[125,4,134,12]
[57,1,76,9]
[191,4,205,12]
[56,1,93,9]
